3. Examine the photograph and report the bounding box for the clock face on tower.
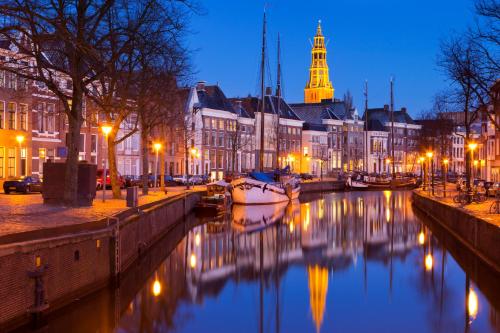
[304,21,335,104]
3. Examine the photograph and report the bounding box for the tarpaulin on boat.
[249,172,275,183]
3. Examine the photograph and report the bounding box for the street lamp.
[426,151,434,195]
[101,125,112,202]
[443,158,449,197]
[153,142,162,191]
[468,142,477,188]
[16,135,25,176]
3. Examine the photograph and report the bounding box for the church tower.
[304,21,334,103]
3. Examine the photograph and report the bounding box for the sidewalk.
[415,186,500,227]
[0,186,204,238]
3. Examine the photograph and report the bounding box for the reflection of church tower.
[307,265,329,332]
[304,21,335,103]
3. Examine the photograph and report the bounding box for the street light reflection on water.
[27,191,499,333]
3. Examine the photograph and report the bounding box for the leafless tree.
[0,0,198,204]
[343,90,354,112]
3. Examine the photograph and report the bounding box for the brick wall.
[0,191,201,331]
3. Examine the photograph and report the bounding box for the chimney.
[196,81,206,91]
[384,104,389,111]
[401,107,407,113]
[265,86,272,96]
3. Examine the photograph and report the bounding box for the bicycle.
[489,191,500,214]
[453,190,468,205]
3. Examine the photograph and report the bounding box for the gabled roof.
[196,85,235,113]
[230,95,302,121]
[362,106,416,131]
[290,100,357,128]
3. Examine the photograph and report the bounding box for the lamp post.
[426,151,433,195]
[418,157,424,188]
[153,142,162,191]
[443,158,449,198]
[468,142,477,193]
[101,125,112,202]
[16,135,25,176]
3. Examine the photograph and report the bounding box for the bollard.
[126,186,138,208]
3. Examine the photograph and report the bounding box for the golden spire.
[304,21,334,103]
[307,265,329,333]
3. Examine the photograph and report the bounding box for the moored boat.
[231,172,300,205]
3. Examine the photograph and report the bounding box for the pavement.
[0,186,205,238]
[416,185,500,227]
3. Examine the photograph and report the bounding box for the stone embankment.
[412,190,500,273]
[300,179,345,193]
[0,191,201,331]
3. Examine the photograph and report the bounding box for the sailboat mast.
[276,33,281,169]
[364,80,368,172]
[390,77,395,178]
[259,11,267,172]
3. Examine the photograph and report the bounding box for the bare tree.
[343,90,354,112]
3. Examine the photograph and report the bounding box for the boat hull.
[231,177,300,204]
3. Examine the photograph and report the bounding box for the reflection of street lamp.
[468,288,478,320]
[443,158,449,197]
[16,135,25,176]
[190,253,197,268]
[425,253,433,271]
[152,274,161,297]
[418,231,425,245]
[101,125,112,202]
[153,142,162,190]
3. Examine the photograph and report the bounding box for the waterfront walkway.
[415,187,500,227]
[0,186,204,239]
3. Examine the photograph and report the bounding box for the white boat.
[231,175,300,205]
[346,176,368,189]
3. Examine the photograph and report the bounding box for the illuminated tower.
[304,21,334,103]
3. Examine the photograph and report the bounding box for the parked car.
[173,175,187,184]
[189,175,204,185]
[3,176,43,194]
[300,173,314,180]
[96,169,125,190]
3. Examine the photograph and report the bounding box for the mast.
[276,33,281,169]
[364,80,368,172]
[259,11,267,172]
[390,77,395,178]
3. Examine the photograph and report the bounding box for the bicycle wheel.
[460,194,469,205]
[489,202,498,214]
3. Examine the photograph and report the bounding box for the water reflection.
[18,191,500,333]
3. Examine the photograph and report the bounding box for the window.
[7,148,15,177]
[7,102,15,129]
[6,72,16,89]
[18,77,28,91]
[218,119,224,129]
[47,104,55,132]
[0,147,4,178]
[37,103,45,132]
[20,147,26,176]
[47,148,54,161]
[218,133,224,147]
[0,70,4,87]
[0,102,3,129]
[19,104,27,131]
[91,134,97,153]
[79,134,85,152]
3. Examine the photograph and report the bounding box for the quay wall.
[300,180,345,193]
[0,191,201,331]
[412,191,500,272]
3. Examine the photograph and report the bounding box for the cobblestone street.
[0,186,204,238]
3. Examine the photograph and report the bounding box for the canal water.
[19,191,500,333]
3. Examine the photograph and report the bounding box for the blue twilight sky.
[186,0,475,117]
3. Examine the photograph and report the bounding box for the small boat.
[231,171,300,205]
[346,175,368,189]
[195,180,231,216]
